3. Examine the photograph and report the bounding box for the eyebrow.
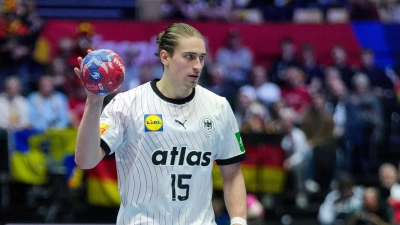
[183,52,207,56]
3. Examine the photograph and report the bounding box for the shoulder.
[53,91,67,99]
[119,82,151,99]
[352,186,365,197]
[0,94,6,101]
[27,92,38,100]
[292,127,306,136]
[15,95,29,104]
[196,85,228,104]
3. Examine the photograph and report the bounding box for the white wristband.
[230,217,247,225]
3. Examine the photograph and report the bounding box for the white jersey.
[100,79,246,225]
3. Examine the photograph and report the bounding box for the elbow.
[75,154,97,170]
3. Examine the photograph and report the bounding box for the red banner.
[41,20,361,67]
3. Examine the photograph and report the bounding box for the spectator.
[56,36,75,66]
[0,0,44,94]
[376,0,399,22]
[279,107,310,209]
[0,76,31,130]
[204,63,236,107]
[266,97,288,134]
[161,0,233,21]
[330,45,356,91]
[27,74,70,132]
[240,101,270,134]
[234,85,257,129]
[66,22,94,69]
[350,72,384,174]
[19,0,46,78]
[301,92,337,190]
[348,187,393,225]
[270,38,301,86]
[358,48,394,96]
[384,162,400,224]
[68,82,86,128]
[280,66,311,119]
[120,46,140,92]
[0,75,31,172]
[324,66,344,91]
[47,56,78,98]
[249,64,281,107]
[263,0,295,21]
[244,0,273,22]
[389,175,400,224]
[349,0,380,21]
[377,163,399,204]
[215,29,253,88]
[300,43,324,87]
[318,173,364,225]
[298,0,347,17]
[246,193,265,224]
[325,79,358,174]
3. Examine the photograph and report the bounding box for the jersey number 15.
[171,174,192,201]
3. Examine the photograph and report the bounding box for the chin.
[186,81,198,88]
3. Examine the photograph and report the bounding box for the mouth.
[188,74,199,80]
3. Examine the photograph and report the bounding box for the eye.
[185,54,195,60]
[199,55,205,61]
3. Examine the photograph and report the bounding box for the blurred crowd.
[159,0,400,23]
[2,0,400,224]
[204,29,400,224]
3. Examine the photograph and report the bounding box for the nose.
[193,57,202,72]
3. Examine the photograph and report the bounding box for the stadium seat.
[136,0,163,21]
[326,8,350,23]
[293,8,324,24]
[232,9,264,23]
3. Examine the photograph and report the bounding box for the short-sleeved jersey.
[100,79,247,225]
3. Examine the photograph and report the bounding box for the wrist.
[231,217,247,225]
[86,97,105,106]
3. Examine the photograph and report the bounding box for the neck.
[7,94,15,100]
[156,78,193,99]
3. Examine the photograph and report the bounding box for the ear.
[160,50,169,66]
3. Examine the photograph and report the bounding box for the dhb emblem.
[200,116,215,133]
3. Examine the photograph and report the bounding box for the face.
[312,94,325,110]
[285,67,303,87]
[361,51,374,67]
[238,93,253,110]
[6,78,20,97]
[363,189,379,210]
[39,76,55,97]
[282,42,295,58]
[163,37,206,90]
[380,166,397,189]
[252,65,267,85]
[281,116,293,132]
[210,66,225,85]
[332,46,347,64]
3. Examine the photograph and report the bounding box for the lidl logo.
[144,114,163,132]
[100,123,109,136]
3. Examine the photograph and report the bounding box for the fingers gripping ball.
[81,49,125,95]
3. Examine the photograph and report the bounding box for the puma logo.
[174,119,187,129]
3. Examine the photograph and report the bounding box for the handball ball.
[81,49,125,95]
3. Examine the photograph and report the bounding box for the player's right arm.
[74,54,107,169]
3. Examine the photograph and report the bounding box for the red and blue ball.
[81,49,125,95]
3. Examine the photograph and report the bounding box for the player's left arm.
[219,162,247,224]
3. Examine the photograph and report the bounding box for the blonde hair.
[155,23,204,57]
